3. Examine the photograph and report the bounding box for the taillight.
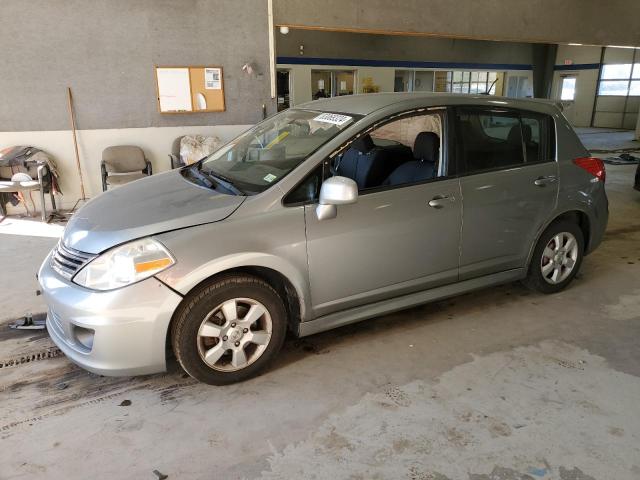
[573,157,606,183]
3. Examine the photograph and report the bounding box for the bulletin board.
[155,66,226,113]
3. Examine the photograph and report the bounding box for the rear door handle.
[534,175,557,187]
[428,194,455,209]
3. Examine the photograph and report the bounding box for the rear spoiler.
[525,98,564,112]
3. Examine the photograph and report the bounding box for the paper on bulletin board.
[157,68,193,112]
[205,68,222,89]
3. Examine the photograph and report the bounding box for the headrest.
[521,124,532,144]
[507,125,522,146]
[288,121,311,137]
[102,145,146,172]
[351,134,375,153]
[413,132,439,162]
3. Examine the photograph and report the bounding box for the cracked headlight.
[73,237,175,291]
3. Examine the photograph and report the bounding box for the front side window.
[191,109,359,195]
[330,111,445,191]
[455,108,554,175]
[283,166,323,205]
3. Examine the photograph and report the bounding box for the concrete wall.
[273,0,640,47]
[0,0,275,216]
[0,0,273,132]
[277,30,535,65]
[551,45,640,129]
[551,45,602,127]
[0,125,249,214]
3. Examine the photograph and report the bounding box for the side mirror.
[316,176,358,220]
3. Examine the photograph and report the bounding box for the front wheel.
[171,274,287,385]
[523,221,584,294]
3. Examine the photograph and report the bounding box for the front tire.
[171,274,287,385]
[523,220,584,294]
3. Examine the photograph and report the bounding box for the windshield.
[194,109,360,194]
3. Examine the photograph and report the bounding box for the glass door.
[558,75,577,125]
[276,70,291,111]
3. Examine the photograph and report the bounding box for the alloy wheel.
[540,232,579,285]
[197,298,273,372]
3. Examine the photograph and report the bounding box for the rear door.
[455,107,558,279]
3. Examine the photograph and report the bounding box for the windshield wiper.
[186,167,215,189]
[199,165,245,195]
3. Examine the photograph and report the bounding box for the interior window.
[455,109,524,174]
[331,112,444,191]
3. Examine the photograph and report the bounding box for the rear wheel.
[523,221,584,294]
[171,274,287,385]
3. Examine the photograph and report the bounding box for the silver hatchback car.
[39,93,608,385]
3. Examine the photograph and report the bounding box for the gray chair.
[168,136,185,169]
[0,161,57,222]
[101,146,152,191]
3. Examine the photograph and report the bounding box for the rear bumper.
[585,186,608,255]
[39,252,183,376]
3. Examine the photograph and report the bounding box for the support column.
[532,44,558,99]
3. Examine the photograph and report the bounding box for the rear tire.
[523,220,584,294]
[171,274,287,385]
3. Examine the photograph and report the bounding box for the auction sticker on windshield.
[314,113,353,126]
[263,173,277,183]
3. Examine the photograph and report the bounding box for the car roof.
[296,92,563,116]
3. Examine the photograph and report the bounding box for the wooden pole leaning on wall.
[66,87,87,202]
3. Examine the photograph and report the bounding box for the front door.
[454,107,558,279]
[304,180,461,316]
[303,109,461,317]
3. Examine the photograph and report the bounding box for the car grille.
[50,242,96,280]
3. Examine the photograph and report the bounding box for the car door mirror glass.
[316,176,358,220]
[319,176,358,205]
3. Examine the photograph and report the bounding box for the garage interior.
[1,1,640,479]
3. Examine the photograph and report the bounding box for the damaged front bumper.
[38,252,183,376]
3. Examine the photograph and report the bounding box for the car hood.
[62,170,246,254]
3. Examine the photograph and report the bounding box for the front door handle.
[534,175,557,187]
[428,194,455,209]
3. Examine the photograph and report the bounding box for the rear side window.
[520,113,555,163]
[455,108,554,175]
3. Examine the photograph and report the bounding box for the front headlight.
[73,237,175,291]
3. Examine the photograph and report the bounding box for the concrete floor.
[1,133,639,479]
[574,127,640,153]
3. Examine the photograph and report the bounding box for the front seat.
[336,135,402,190]
[383,132,439,186]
